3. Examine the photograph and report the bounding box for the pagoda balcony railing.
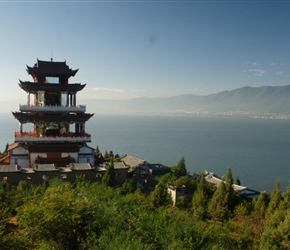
[14,131,91,143]
[19,104,86,113]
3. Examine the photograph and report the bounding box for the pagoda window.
[45,92,60,106]
[37,91,44,107]
[45,77,59,84]
[61,92,68,107]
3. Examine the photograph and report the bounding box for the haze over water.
[1,113,289,192]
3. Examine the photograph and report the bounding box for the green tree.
[118,179,137,195]
[104,150,109,159]
[253,191,269,217]
[225,167,238,211]
[16,182,93,248]
[266,180,282,217]
[95,145,100,155]
[235,175,241,185]
[151,182,170,207]
[171,156,187,177]
[260,184,290,249]
[4,143,8,154]
[173,175,196,191]
[109,150,114,159]
[192,173,209,220]
[208,178,230,221]
[102,159,116,187]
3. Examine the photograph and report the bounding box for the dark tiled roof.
[68,163,93,170]
[0,165,21,172]
[32,164,57,171]
[13,112,93,123]
[121,154,147,172]
[19,80,85,93]
[27,59,78,77]
[100,162,128,170]
[112,162,128,169]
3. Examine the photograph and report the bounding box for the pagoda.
[11,59,94,168]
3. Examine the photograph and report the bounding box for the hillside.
[84,85,290,116]
[2,85,290,117]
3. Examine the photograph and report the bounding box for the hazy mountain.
[2,85,290,117]
[85,85,290,116]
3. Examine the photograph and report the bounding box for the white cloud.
[248,69,266,77]
[245,61,258,66]
[270,62,287,66]
[276,71,283,75]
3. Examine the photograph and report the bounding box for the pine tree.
[4,143,8,154]
[109,150,114,159]
[95,145,100,155]
[225,167,236,211]
[253,191,269,217]
[235,175,241,186]
[151,181,170,207]
[260,184,290,249]
[171,156,187,177]
[266,180,282,217]
[102,159,116,187]
[208,178,229,221]
[192,173,208,220]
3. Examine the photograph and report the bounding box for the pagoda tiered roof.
[18,80,86,93]
[27,59,78,77]
[12,112,94,123]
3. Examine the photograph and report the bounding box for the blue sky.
[1,1,290,101]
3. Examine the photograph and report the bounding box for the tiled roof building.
[10,59,94,168]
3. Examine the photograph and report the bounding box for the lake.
[1,112,289,192]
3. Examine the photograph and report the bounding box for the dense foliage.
[0,165,289,249]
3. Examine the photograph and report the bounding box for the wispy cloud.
[244,68,266,77]
[276,71,283,75]
[270,62,287,66]
[245,61,258,67]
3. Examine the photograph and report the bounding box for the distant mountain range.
[84,85,290,117]
[2,85,290,118]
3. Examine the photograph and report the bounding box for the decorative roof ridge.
[19,79,85,85]
[37,59,67,64]
[26,59,79,77]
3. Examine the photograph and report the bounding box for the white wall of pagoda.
[10,157,29,168]
[10,145,29,168]
[79,145,94,166]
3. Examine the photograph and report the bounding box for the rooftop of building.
[121,154,148,172]
[27,59,78,77]
[68,163,93,171]
[0,165,21,172]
